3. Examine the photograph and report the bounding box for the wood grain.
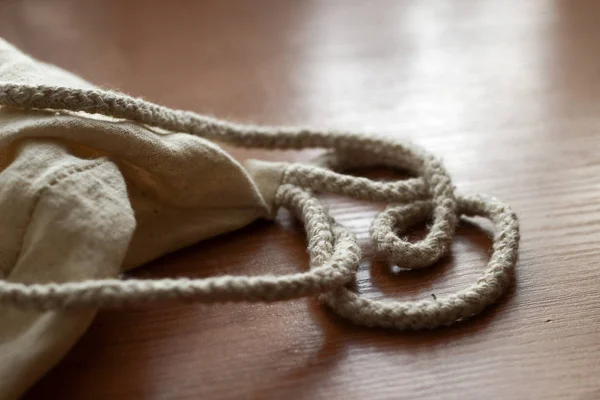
[1,0,600,399]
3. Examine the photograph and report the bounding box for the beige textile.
[0,39,278,400]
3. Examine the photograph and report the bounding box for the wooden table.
[2,1,600,399]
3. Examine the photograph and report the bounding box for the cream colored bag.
[0,39,280,399]
[0,39,519,399]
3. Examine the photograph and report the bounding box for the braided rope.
[0,184,361,308]
[322,195,519,330]
[0,83,520,330]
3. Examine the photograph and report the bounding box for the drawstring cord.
[0,83,519,330]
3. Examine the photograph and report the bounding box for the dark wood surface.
[2,1,600,399]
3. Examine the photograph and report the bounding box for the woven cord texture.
[0,83,520,330]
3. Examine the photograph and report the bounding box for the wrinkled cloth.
[0,39,280,400]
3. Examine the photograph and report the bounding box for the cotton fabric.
[0,39,279,400]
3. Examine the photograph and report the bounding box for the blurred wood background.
[1,0,600,399]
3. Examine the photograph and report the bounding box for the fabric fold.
[0,38,279,399]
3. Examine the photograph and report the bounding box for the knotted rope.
[0,83,520,330]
